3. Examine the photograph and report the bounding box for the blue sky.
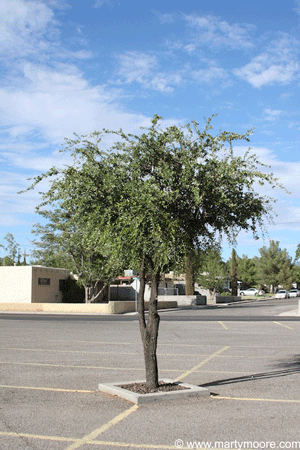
[1,0,300,262]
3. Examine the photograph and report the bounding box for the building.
[0,266,70,303]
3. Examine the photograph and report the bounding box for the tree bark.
[137,260,160,390]
[90,282,108,303]
[84,281,108,303]
[185,251,194,295]
[84,286,90,303]
[231,249,238,296]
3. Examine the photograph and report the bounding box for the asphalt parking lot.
[0,306,299,450]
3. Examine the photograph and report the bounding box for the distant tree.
[257,240,293,292]
[196,249,228,295]
[0,233,21,265]
[30,203,118,303]
[0,255,14,266]
[229,248,238,296]
[292,244,300,287]
[236,254,258,289]
[295,243,300,263]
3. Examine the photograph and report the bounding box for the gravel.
[118,382,190,394]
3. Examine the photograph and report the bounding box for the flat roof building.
[0,266,70,303]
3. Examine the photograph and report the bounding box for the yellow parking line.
[0,431,74,443]
[175,346,230,381]
[0,346,232,358]
[213,395,300,403]
[0,360,147,371]
[218,321,228,330]
[91,440,185,448]
[64,404,139,450]
[0,361,277,377]
[273,321,294,330]
[2,346,268,358]
[0,432,183,449]
[49,339,134,346]
[0,384,94,394]
[0,347,136,355]
[0,360,241,374]
[48,339,300,349]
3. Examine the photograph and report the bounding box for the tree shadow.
[200,355,300,387]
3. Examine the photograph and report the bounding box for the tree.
[257,240,293,292]
[196,249,228,295]
[236,254,258,289]
[31,220,110,303]
[0,233,21,265]
[28,152,123,303]
[293,244,300,286]
[229,248,238,296]
[26,115,283,390]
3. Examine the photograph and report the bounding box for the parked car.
[239,287,259,296]
[289,289,299,298]
[275,290,289,299]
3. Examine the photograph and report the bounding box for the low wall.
[0,300,178,314]
[215,296,241,304]
[158,295,206,306]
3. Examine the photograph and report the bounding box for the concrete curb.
[278,309,299,316]
[97,379,210,405]
[216,297,275,307]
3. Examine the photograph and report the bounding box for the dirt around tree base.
[118,381,190,394]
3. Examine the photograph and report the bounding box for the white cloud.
[5,125,33,138]
[0,170,43,226]
[191,65,230,87]
[184,14,255,50]
[116,51,230,94]
[149,75,177,94]
[5,151,72,172]
[233,35,300,88]
[0,0,94,65]
[0,0,54,58]
[0,57,153,230]
[233,145,300,201]
[294,0,300,15]
[43,0,70,9]
[0,0,181,240]
[117,52,158,84]
[92,0,114,8]
[0,62,152,143]
[155,12,176,24]
[116,51,183,93]
[264,108,283,121]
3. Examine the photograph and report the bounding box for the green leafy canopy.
[24,115,284,280]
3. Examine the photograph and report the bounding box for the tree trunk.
[231,249,238,296]
[84,282,108,303]
[84,286,90,303]
[90,282,108,303]
[185,251,194,295]
[137,260,160,390]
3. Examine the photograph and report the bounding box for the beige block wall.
[0,266,33,303]
[0,266,70,303]
[0,301,178,314]
[31,266,70,303]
